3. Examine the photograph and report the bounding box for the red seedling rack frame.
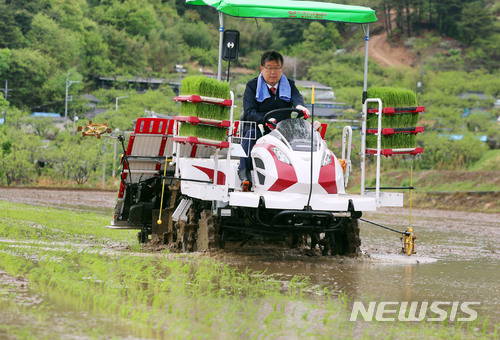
[366,147,423,156]
[172,136,230,149]
[366,126,424,135]
[174,95,233,107]
[367,106,425,115]
[173,116,231,128]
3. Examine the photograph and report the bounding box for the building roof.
[80,93,102,103]
[295,80,332,91]
[32,112,61,118]
[457,92,490,100]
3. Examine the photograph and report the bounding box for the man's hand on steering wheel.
[263,107,307,129]
[265,118,277,130]
[295,105,310,119]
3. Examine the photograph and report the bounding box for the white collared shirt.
[266,83,278,95]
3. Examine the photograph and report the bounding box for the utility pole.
[112,131,118,178]
[417,62,424,99]
[102,138,106,187]
[175,64,185,114]
[115,95,129,110]
[65,73,80,127]
[293,57,297,80]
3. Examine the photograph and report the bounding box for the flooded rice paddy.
[0,188,499,337]
[218,207,500,327]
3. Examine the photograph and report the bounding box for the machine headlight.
[271,147,291,165]
[321,151,332,166]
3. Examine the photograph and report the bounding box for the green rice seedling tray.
[366,87,421,129]
[174,116,231,128]
[367,87,417,109]
[177,76,232,120]
[366,108,423,129]
[366,147,423,156]
[177,123,228,142]
[366,131,418,149]
[180,76,230,98]
[179,101,231,120]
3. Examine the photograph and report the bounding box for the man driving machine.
[239,51,310,190]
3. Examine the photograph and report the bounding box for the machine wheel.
[328,231,337,256]
[176,207,199,252]
[137,230,149,244]
[326,218,361,255]
[172,201,219,252]
[220,229,227,249]
[150,180,180,246]
[196,209,218,251]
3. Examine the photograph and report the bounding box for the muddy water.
[219,208,500,326]
[1,188,499,329]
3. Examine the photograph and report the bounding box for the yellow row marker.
[157,155,169,225]
[403,166,416,255]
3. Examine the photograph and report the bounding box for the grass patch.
[410,191,500,213]
[468,150,500,171]
[0,201,135,244]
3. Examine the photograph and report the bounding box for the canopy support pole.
[360,23,370,196]
[362,24,370,103]
[217,12,224,81]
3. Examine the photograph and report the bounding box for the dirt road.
[368,33,416,67]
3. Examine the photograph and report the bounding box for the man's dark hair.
[261,51,283,67]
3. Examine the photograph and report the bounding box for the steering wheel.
[263,108,305,129]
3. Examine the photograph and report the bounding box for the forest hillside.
[0,0,499,191]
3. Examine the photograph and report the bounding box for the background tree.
[26,13,82,70]
[81,26,114,75]
[0,49,12,76]
[3,49,55,109]
[0,93,8,111]
[458,1,494,45]
[0,5,25,49]
[0,129,38,185]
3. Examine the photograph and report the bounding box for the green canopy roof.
[187,0,377,24]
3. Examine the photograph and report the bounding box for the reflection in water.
[224,208,500,326]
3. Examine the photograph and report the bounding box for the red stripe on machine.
[254,143,298,192]
[193,166,226,185]
[318,154,337,194]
